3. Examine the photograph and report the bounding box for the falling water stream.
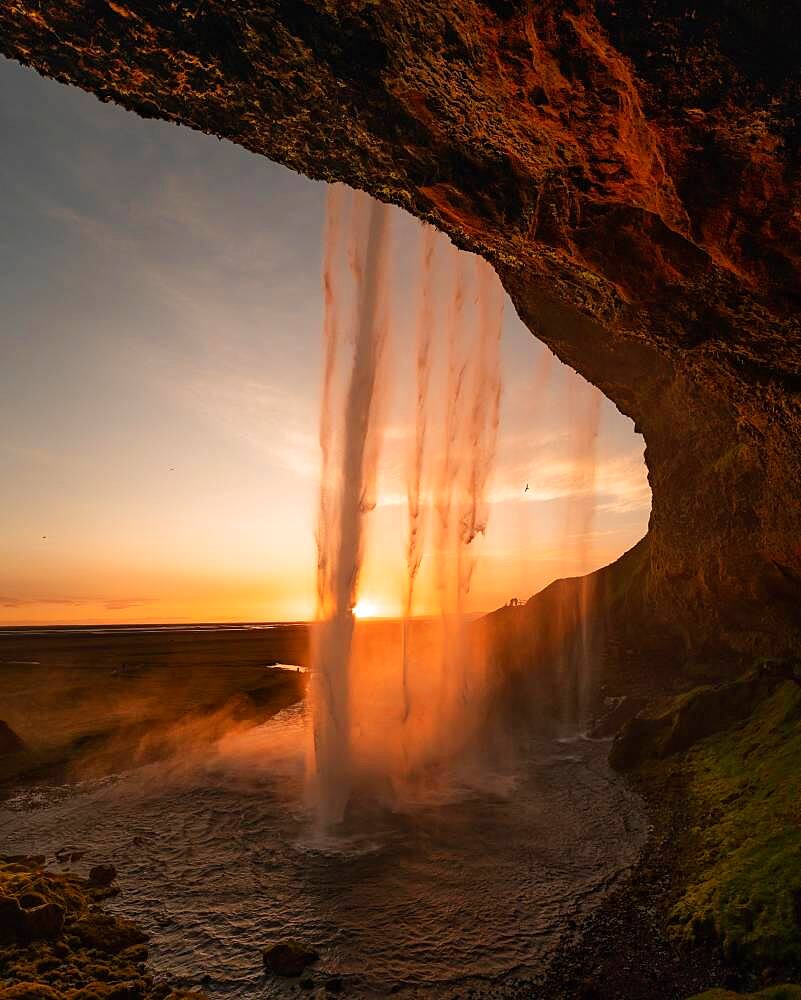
[310,191,508,823]
[310,189,393,826]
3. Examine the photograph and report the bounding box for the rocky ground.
[2,648,800,999]
[539,674,801,1000]
[0,853,206,1000]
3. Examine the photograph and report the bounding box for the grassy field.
[0,625,309,788]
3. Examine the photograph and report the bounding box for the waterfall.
[557,372,603,728]
[310,188,504,825]
[401,225,436,722]
[310,188,393,826]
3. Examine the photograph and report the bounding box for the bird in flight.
[524,484,529,493]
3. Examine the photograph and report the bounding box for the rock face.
[609,668,794,770]
[1,2,800,662]
[0,722,24,756]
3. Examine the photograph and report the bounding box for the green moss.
[687,987,801,1000]
[668,682,801,964]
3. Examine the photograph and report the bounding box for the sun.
[352,597,381,619]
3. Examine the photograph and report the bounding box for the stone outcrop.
[0,723,24,756]
[0,854,206,999]
[609,659,801,769]
[2,1,800,662]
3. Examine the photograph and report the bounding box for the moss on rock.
[610,669,793,771]
[687,986,801,1000]
[0,855,207,1000]
[668,682,801,966]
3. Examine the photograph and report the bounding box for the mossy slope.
[688,986,801,1000]
[668,682,801,967]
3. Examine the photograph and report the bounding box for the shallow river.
[1,705,646,998]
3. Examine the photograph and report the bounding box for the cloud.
[366,449,651,516]
[179,370,319,480]
[0,596,153,609]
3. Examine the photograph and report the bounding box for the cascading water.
[310,191,504,824]
[311,187,393,826]
[401,225,436,723]
[554,370,604,729]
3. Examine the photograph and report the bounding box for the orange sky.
[0,61,651,625]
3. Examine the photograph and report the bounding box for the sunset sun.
[352,597,381,619]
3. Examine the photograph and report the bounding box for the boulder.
[0,894,24,942]
[263,940,319,977]
[88,864,118,888]
[587,696,647,740]
[609,671,791,770]
[17,891,45,909]
[609,715,671,771]
[0,721,24,755]
[22,901,65,940]
[71,913,148,954]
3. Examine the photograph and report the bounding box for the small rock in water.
[263,940,320,977]
[88,863,118,887]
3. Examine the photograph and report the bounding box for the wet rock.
[18,891,46,909]
[0,893,24,941]
[22,901,64,940]
[56,847,85,864]
[0,720,24,755]
[609,715,670,770]
[587,696,647,740]
[0,984,63,999]
[609,670,790,770]
[89,864,118,888]
[262,940,319,977]
[71,913,148,954]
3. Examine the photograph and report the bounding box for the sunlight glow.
[352,598,381,619]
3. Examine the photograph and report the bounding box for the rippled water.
[1,706,646,998]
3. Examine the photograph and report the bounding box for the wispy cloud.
[0,596,154,610]
[180,371,319,480]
